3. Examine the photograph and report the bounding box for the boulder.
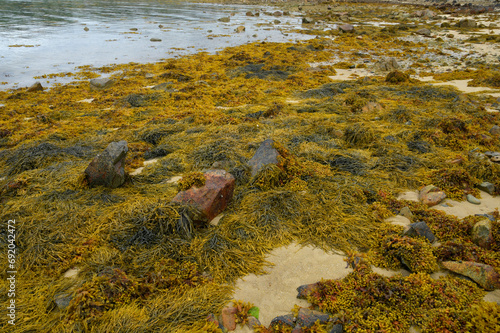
[477,182,495,195]
[90,78,114,89]
[339,24,354,33]
[419,185,446,206]
[171,169,235,223]
[416,28,431,37]
[27,82,44,92]
[373,58,400,72]
[404,221,436,243]
[85,140,128,188]
[248,139,281,177]
[472,217,493,249]
[442,261,500,291]
[458,19,477,28]
[296,308,330,328]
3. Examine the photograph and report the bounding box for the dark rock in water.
[248,139,281,177]
[477,182,495,195]
[297,282,319,299]
[442,261,500,291]
[171,169,235,223]
[296,308,330,328]
[472,217,493,249]
[329,324,344,333]
[246,11,254,16]
[405,221,435,243]
[85,140,128,188]
[458,18,477,28]
[54,293,72,310]
[339,24,354,32]
[273,11,283,17]
[27,82,44,92]
[270,314,295,328]
[90,78,114,89]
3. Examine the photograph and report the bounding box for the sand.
[230,189,500,332]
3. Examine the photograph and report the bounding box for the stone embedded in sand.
[221,306,237,331]
[458,19,477,28]
[472,217,493,249]
[339,23,354,32]
[399,206,414,220]
[248,138,281,177]
[90,77,114,89]
[467,194,481,205]
[27,82,44,92]
[419,185,446,207]
[373,57,400,72]
[405,221,435,243]
[171,169,235,223]
[296,282,319,299]
[296,308,330,328]
[477,182,495,195]
[85,140,128,188]
[442,261,500,291]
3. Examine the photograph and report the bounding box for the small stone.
[416,28,431,37]
[399,206,414,220]
[129,28,138,31]
[489,125,500,136]
[84,26,89,31]
[84,140,128,188]
[339,24,354,32]
[270,314,295,328]
[246,11,254,17]
[297,282,319,299]
[218,17,230,23]
[405,221,436,243]
[329,324,344,333]
[273,11,282,17]
[477,182,495,195]
[235,26,245,33]
[467,194,481,205]
[442,261,500,291]
[54,293,72,310]
[419,185,446,207]
[248,139,281,177]
[150,38,162,42]
[296,308,330,328]
[246,316,261,330]
[472,217,493,249]
[89,78,114,89]
[221,306,237,331]
[27,82,43,92]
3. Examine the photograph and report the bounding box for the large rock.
[442,261,500,291]
[27,82,44,92]
[90,78,114,89]
[373,58,400,72]
[458,19,477,28]
[472,217,493,249]
[419,185,446,207]
[296,308,330,328]
[248,139,281,177]
[404,221,436,243]
[416,28,431,37]
[171,169,235,223]
[85,140,128,188]
[477,182,495,195]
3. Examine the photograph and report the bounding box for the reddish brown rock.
[222,306,237,331]
[419,185,446,207]
[296,282,319,299]
[442,261,500,291]
[171,169,235,223]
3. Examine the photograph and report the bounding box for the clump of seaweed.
[177,171,206,191]
[385,70,409,84]
[430,167,479,200]
[343,123,379,148]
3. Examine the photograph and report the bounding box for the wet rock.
[419,185,446,206]
[373,58,400,72]
[27,82,44,92]
[247,316,261,329]
[458,18,477,28]
[84,26,89,31]
[472,217,493,249]
[218,17,230,23]
[248,138,281,177]
[273,11,282,17]
[171,169,235,223]
[150,38,162,42]
[297,282,319,299]
[54,293,72,310]
[413,9,436,18]
[221,306,237,331]
[246,11,254,17]
[84,140,128,188]
[416,28,431,37]
[361,101,383,113]
[442,261,500,291]
[302,17,314,24]
[399,206,414,220]
[90,78,114,89]
[296,308,330,328]
[405,221,436,243]
[270,314,295,328]
[489,125,500,136]
[477,182,495,195]
[339,24,354,32]
[235,26,245,33]
[467,194,481,205]
[329,324,344,333]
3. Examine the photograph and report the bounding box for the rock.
[467,194,481,205]
[84,140,128,188]
[489,125,500,136]
[441,22,451,28]
[442,261,500,291]
[27,82,43,92]
[361,101,383,113]
[207,313,224,330]
[89,78,114,89]
[273,11,282,17]
[416,28,431,37]
[491,156,500,163]
[472,217,493,249]
[150,38,162,42]
[329,324,344,333]
[373,58,400,72]
[218,17,230,23]
[129,28,138,31]
[246,11,254,17]
[171,169,235,223]
[458,19,477,28]
[484,151,500,158]
[273,19,281,25]
[54,293,72,310]
[235,26,245,33]
[399,206,414,220]
[248,139,281,177]
[246,316,261,329]
[296,308,330,328]
[302,17,314,24]
[270,314,295,328]
[419,185,446,207]
[477,182,495,195]
[339,24,354,32]
[297,282,319,299]
[84,26,89,31]
[414,9,436,18]
[404,221,436,243]
[221,306,237,331]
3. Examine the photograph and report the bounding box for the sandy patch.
[329,68,374,81]
[433,190,500,219]
[432,79,497,93]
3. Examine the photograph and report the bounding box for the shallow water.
[0,0,309,90]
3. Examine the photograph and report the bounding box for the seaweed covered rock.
[419,185,446,207]
[171,169,235,224]
[89,77,114,89]
[404,221,435,243]
[386,70,410,84]
[442,261,500,291]
[472,217,493,249]
[458,19,477,28]
[84,140,128,188]
[248,138,281,177]
[296,308,330,328]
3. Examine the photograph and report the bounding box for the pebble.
[477,182,495,195]
[150,38,162,42]
[467,194,481,205]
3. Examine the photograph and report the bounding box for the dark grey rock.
[329,324,344,333]
[296,308,330,328]
[85,140,128,188]
[248,139,280,177]
[405,221,436,243]
[270,314,295,327]
[477,182,495,195]
[54,293,72,310]
[297,282,319,299]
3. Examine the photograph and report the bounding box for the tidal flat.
[1,1,500,332]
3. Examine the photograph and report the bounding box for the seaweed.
[328,154,367,176]
[299,82,349,99]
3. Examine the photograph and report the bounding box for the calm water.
[0,0,309,90]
